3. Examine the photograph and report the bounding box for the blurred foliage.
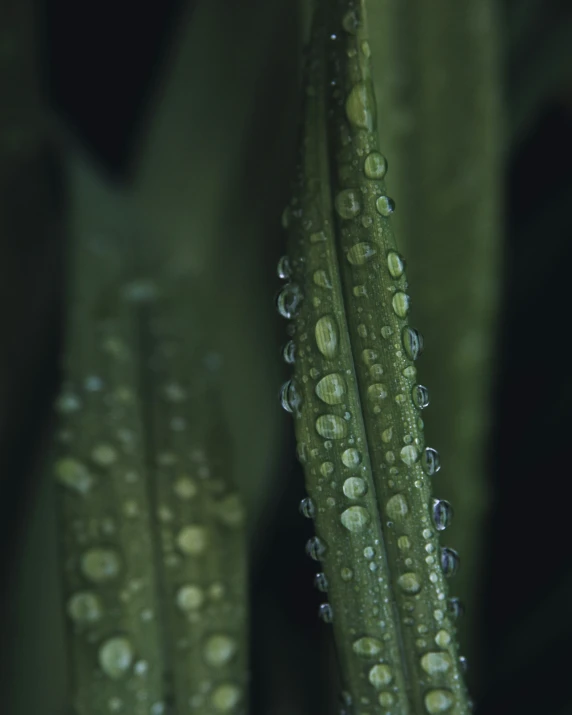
[0,0,571,713]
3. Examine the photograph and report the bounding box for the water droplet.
[276,283,303,319]
[375,195,395,216]
[85,375,103,391]
[306,536,326,561]
[54,458,94,494]
[340,506,370,532]
[310,230,327,243]
[400,445,419,466]
[81,548,121,583]
[282,340,296,364]
[210,683,242,712]
[280,379,303,414]
[378,692,395,707]
[320,461,334,477]
[398,572,421,594]
[91,443,118,467]
[340,567,353,581]
[177,525,208,555]
[404,365,417,378]
[314,572,329,592]
[345,81,376,132]
[387,251,405,278]
[432,499,453,531]
[67,591,103,624]
[315,373,346,405]
[441,547,460,577]
[402,327,424,360]
[204,634,237,667]
[420,652,452,675]
[413,385,430,409]
[422,447,441,475]
[424,689,454,714]
[380,326,393,340]
[335,189,361,219]
[435,629,451,648]
[352,637,382,658]
[398,535,411,551]
[315,315,339,358]
[364,152,387,179]
[460,655,468,672]
[367,383,388,402]
[381,427,393,443]
[98,636,134,679]
[299,497,316,519]
[176,584,204,611]
[215,493,244,527]
[447,597,464,620]
[55,391,82,414]
[277,255,292,280]
[316,414,348,439]
[368,664,393,688]
[173,476,198,500]
[392,292,410,318]
[346,242,376,265]
[386,494,409,521]
[342,9,359,33]
[318,603,334,623]
[341,448,361,468]
[313,269,331,288]
[342,477,367,499]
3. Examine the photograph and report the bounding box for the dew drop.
[81,548,121,583]
[381,427,393,443]
[340,566,353,581]
[316,414,348,440]
[276,283,303,319]
[315,315,339,358]
[441,547,460,577]
[347,242,376,265]
[368,664,393,688]
[342,477,368,499]
[460,655,468,672]
[280,379,303,414]
[364,152,387,179]
[91,443,118,467]
[313,269,331,288]
[340,506,370,532]
[435,629,451,647]
[342,9,359,33]
[98,636,134,680]
[306,536,326,561]
[352,637,383,658]
[420,652,452,676]
[392,292,411,318]
[432,499,453,531]
[403,365,417,379]
[386,494,409,521]
[447,597,464,620]
[367,383,388,402]
[378,692,395,707]
[204,634,237,667]
[362,348,378,365]
[176,584,205,612]
[314,572,329,592]
[177,525,208,555]
[402,327,424,361]
[320,461,334,477]
[400,444,419,466]
[210,683,242,712]
[387,251,405,278]
[345,81,376,132]
[54,458,94,494]
[413,385,430,409]
[341,448,362,468]
[67,591,103,624]
[173,476,198,500]
[335,189,361,219]
[422,447,441,475]
[375,195,395,217]
[277,255,292,280]
[318,603,334,623]
[398,572,421,595]
[310,230,327,243]
[424,689,454,714]
[299,497,316,519]
[315,373,346,405]
[282,340,296,365]
[380,325,393,339]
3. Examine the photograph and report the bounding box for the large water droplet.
[422,447,441,475]
[316,414,348,439]
[400,445,419,466]
[299,497,316,519]
[352,637,382,658]
[368,664,393,688]
[81,548,121,583]
[375,196,395,217]
[392,292,410,318]
[277,255,292,280]
[67,591,103,624]
[306,536,326,561]
[402,327,424,360]
[318,603,334,623]
[314,572,329,592]
[387,251,405,278]
[424,689,454,714]
[176,584,204,612]
[315,315,339,358]
[341,448,361,468]
[364,152,387,179]
[335,189,361,219]
[98,636,134,679]
[342,477,367,499]
[54,458,94,494]
[413,385,430,409]
[441,547,460,577]
[421,652,452,676]
[315,373,346,405]
[280,379,303,414]
[340,506,370,532]
[177,525,208,555]
[204,634,237,667]
[432,499,453,531]
[276,283,303,319]
[347,242,376,265]
[386,494,409,521]
[345,81,376,132]
[282,340,296,365]
[398,572,421,594]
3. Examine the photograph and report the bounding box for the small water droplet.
[413,385,430,409]
[320,461,334,477]
[210,683,242,712]
[435,629,451,647]
[447,597,464,620]
[400,445,419,466]
[432,499,453,531]
[277,255,292,280]
[459,655,468,672]
[306,536,326,561]
[313,269,331,288]
[364,152,387,179]
[386,493,409,521]
[424,689,454,714]
[55,391,82,414]
[299,497,316,519]
[367,383,388,402]
[276,283,303,319]
[340,506,370,532]
[398,572,421,594]
[81,548,121,583]
[282,340,296,364]
[91,443,118,467]
[314,572,329,592]
[342,9,359,33]
[340,566,353,581]
[173,476,198,500]
[54,458,94,494]
[310,230,327,243]
[422,447,441,475]
[177,525,208,555]
[316,414,348,439]
[402,327,424,361]
[387,251,405,278]
[347,242,376,265]
[375,195,395,216]
[280,379,303,414]
[341,448,361,468]
[403,365,417,378]
[378,692,395,707]
[345,81,376,131]
[441,547,460,577]
[392,292,410,318]
[335,189,361,219]
[176,584,205,611]
[315,373,346,405]
[352,637,383,658]
[204,634,237,667]
[315,315,339,358]
[318,603,334,623]
[342,477,368,499]
[98,636,134,679]
[67,591,103,624]
[420,652,452,676]
[368,664,393,688]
